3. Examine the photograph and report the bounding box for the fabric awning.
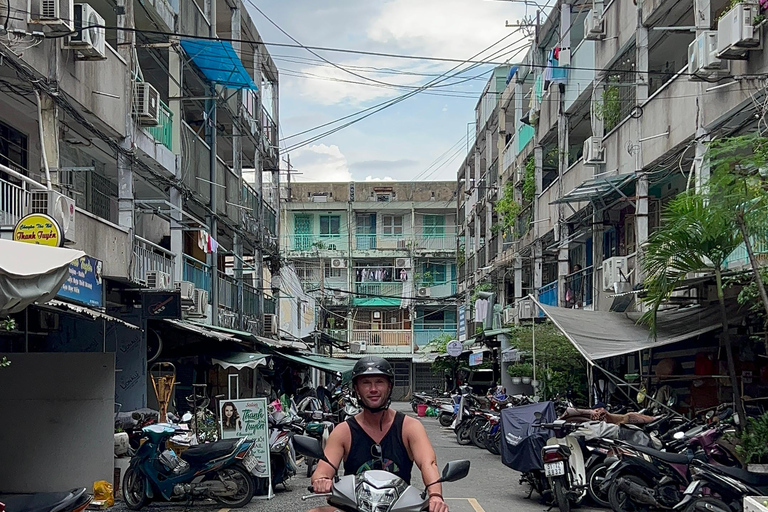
[179,39,258,90]
[0,240,85,315]
[550,174,634,205]
[39,300,140,329]
[165,319,235,342]
[212,351,269,370]
[272,351,357,381]
[534,299,745,362]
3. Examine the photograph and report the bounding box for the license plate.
[243,451,258,472]
[545,461,565,477]
[684,481,700,495]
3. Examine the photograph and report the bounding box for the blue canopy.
[180,38,258,90]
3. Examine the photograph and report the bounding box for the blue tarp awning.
[180,39,258,90]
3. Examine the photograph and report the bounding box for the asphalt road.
[113,402,602,512]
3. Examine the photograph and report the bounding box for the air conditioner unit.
[263,313,277,334]
[175,281,195,301]
[584,9,605,40]
[30,0,74,33]
[602,255,629,291]
[189,289,209,317]
[133,81,160,126]
[417,287,431,298]
[395,258,411,268]
[29,189,76,242]
[146,270,172,289]
[503,307,517,324]
[688,31,730,81]
[350,340,367,354]
[64,4,106,60]
[517,298,535,320]
[331,258,347,269]
[583,136,605,165]
[717,2,762,60]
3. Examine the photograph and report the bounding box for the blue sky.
[246,0,535,182]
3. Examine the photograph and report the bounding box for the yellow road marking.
[444,498,486,512]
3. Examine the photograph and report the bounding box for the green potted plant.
[507,362,533,385]
[736,411,768,471]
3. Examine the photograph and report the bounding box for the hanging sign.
[469,352,484,366]
[141,291,182,319]
[446,340,463,357]
[57,255,104,307]
[458,305,467,342]
[221,398,272,490]
[13,213,63,247]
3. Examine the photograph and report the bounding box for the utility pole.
[206,0,218,325]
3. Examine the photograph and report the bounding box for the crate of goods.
[744,496,768,512]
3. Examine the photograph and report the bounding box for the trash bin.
[417,403,428,417]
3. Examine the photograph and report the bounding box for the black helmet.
[351,356,394,382]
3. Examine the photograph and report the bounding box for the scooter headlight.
[356,482,398,512]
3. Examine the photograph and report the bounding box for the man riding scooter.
[308,356,450,512]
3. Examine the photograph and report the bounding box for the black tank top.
[343,411,414,483]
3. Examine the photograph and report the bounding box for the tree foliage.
[494,181,521,233]
[508,322,588,404]
[523,157,536,204]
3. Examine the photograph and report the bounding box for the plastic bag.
[93,480,114,507]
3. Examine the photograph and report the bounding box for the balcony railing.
[218,273,238,310]
[564,266,593,308]
[477,245,486,269]
[0,176,30,227]
[132,236,175,284]
[264,295,276,315]
[284,235,348,252]
[538,280,558,308]
[243,283,260,317]
[502,134,516,174]
[352,329,412,347]
[356,233,377,250]
[356,282,403,298]
[145,100,173,151]
[414,326,457,346]
[183,255,212,295]
[414,235,455,251]
[428,282,457,298]
[724,238,768,270]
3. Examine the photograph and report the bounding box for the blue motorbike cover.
[500,401,556,473]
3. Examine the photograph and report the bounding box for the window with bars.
[319,215,341,237]
[423,215,445,237]
[382,215,403,236]
[0,121,28,182]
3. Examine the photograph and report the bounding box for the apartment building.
[0,0,280,489]
[281,181,458,396]
[458,0,768,387]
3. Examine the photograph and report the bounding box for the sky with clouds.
[246,1,537,183]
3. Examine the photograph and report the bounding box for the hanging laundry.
[474,298,488,322]
[208,235,219,254]
[198,231,208,252]
[550,50,568,85]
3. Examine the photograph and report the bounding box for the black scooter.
[0,488,92,512]
[676,458,768,512]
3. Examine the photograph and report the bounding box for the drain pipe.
[34,90,52,190]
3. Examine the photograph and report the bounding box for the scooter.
[539,419,587,512]
[268,409,301,489]
[675,458,768,512]
[0,488,92,512]
[122,424,256,510]
[293,435,471,512]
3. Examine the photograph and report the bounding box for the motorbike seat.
[180,438,241,464]
[0,488,87,512]
[630,444,691,464]
[710,464,768,488]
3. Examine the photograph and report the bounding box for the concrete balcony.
[183,255,212,297]
[565,40,595,114]
[355,282,403,298]
[282,234,349,254]
[414,326,457,346]
[0,175,30,227]
[352,329,412,354]
[413,235,456,253]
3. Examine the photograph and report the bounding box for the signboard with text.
[469,352,484,366]
[141,291,182,319]
[221,398,271,489]
[56,255,103,307]
[13,213,63,247]
[458,305,466,342]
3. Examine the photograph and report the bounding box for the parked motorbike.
[122,424,255,510]
[293,434,471,512]
[267,409,302,489]
[602,411,739,512]
[0,488,92,512]
[539,419,587,512]
[675,458,768,512]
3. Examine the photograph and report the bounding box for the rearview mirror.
[440,460,470,483]
[293,434,325,460]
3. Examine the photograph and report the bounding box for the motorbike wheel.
[122,467,149,511]
[684,497,733,512]
[587,463,610,507]
[469,419,488,448]
[455,422,472,445]
[411,400,419,413]
[552,477,570,512]
[439,413,453,427]
[486,432,501,455]
[608,475,650,512]
[213,464,255,508]
[475,427,489,449]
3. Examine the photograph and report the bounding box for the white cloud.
[291,144,352,182]
[364,176,395,181]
